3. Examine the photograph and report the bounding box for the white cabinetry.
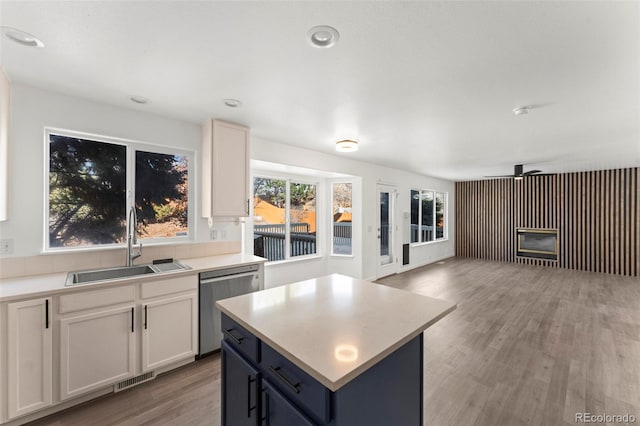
[59,305,136,400]
[140,275,198,371]
[201,119,250,217]
[141,293,197,371]
[7,298,53,419]
[0,272,199,424]
[58,286,137,401]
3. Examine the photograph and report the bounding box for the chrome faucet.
[126,206,142,266]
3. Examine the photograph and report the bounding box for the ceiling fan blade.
[527,173,555,176]
[523,169,542,175]
[484,174,515,178]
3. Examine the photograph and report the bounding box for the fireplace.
[517,229,558,260]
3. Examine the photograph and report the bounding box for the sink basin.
[65,261,190,286]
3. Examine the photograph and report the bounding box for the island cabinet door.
[221,341,260,426]
[261,379,317,426]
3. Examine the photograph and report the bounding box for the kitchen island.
[216,274,456,425]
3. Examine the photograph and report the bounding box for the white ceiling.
[1,1,638,181]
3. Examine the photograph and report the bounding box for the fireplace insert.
[516,229,558,260]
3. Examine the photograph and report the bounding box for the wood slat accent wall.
[455,168,639,276]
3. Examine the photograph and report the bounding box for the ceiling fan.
[485,164,553,180]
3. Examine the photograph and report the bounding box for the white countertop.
[0,253,266,302]
[216,274,456,392]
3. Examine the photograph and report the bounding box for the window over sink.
[46,129,192,250]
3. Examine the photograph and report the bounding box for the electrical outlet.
[0,238,14,255]
[221,229,227,240]
[210,229,218,240]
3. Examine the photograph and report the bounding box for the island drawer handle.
[223,328,244,345]
[269,366,300,394]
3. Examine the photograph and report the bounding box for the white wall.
[251,137,456,287]
[0,84,240,257]
[0,84,455,283]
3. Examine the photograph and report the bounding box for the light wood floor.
[29,258,640,426]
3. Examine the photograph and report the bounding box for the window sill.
[41,238,194,255]
[330,253,354,259]
[264,254,324,267]
[410,238,449,248]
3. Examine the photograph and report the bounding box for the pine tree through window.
[47,131,190,249]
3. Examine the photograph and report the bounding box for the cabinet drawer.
[59,285,135,314]
[221,314,259,364]
[140,274,197,299]
[261,343,330,424]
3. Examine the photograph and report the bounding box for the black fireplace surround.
[517,229,558,260]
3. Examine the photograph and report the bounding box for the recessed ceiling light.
[513,106,530,116]
[224,99,242,108]
[336,139,358,152]
[1,26,45,48]
[308,25,339,48]
[130,95,149,105]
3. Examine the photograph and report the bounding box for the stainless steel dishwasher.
[199,264,261,356]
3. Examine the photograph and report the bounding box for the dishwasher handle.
[200,271,258,285]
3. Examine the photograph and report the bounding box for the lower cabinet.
[1,273,200,423]
[59,304,136,400]
[221,341,260,426]
[141,293,198,371]
[222,341,314,426]
[7,298,53,419]
[220,313,424,426]
[261,379,316,426]
[221,319,318,426]
[57,275,198,402]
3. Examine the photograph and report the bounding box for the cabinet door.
[202,119,250,217]
[59,305,136,400]
[142,293,197,371]
[7,298,52,419]
[221,341,260,426]
[262,379,316,426]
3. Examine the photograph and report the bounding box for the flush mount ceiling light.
[130,95,149,105]
[335,139,358,152]
[223,99,242,108]
[1,26,45,48]
[308,25,339,48]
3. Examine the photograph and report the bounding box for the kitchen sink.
[65,261,191,286]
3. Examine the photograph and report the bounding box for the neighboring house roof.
[254,197,316,233]
[334,212,352,223]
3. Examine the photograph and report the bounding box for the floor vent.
[114,372,155,392]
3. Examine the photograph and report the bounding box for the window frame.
[330,181,354,257]
[252,172,321,263]
[44,127,194,252]
[410,188,448,245]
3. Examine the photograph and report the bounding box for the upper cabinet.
[0,67,10,221]
[201,119,250,217]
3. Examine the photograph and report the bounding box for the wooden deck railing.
[254,222,357,260]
